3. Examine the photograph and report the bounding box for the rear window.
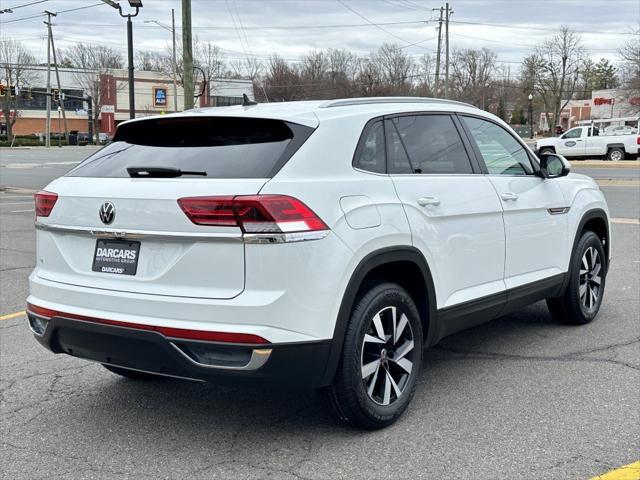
[67,117,314,179]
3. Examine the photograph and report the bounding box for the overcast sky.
[1,0,638,71]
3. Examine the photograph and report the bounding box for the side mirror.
[539,153,570,178]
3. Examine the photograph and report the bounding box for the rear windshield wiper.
[127,167,207,178]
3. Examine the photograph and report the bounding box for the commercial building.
[538,88,640,132]
[1,65,254,137]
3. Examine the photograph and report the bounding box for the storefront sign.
[153,87,168,107]
[593,97,614,106]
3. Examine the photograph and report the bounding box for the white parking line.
[10,209,34,213]
[1,161,80,169]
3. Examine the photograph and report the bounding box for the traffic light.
[52,89,59,102]
[0,84,5,96]
[9,85,18,97]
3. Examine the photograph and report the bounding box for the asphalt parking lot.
[1,148,639,479]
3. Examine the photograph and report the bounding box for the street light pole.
[528,93,534,139]
[126,14,135,119]
[101,1,143,120]
[171,9,178,112]
[144,12,179,112]
[57,106,61,148]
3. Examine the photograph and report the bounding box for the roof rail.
[318,97,475,109]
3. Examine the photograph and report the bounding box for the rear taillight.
[637,136,640,145]
[34,191,58,217]
[178,195,328,233]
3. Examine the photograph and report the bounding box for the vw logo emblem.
[99,202,115,225]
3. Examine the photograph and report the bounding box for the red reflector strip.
[26,303,269,344]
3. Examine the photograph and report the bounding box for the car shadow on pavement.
[80,301,560,433]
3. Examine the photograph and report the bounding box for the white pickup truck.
[535,126,639,160]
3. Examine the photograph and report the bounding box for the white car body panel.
[487,175,569,290]
[391,175,506,308]
[28,99,611,350]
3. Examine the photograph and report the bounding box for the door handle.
[500,192,519,201]
[417,196,440,207]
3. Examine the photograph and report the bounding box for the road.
[1,148,639,479]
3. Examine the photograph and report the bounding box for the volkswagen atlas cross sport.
[27,97,610,429]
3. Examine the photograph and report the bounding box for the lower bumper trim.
[29,313,332,387]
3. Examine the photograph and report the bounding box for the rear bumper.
[28,309,332,388]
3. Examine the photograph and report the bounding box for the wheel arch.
[606,143,625,150]
[567,209,610,288]
[319,246,437,386]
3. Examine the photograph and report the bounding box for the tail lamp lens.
[178,195,328,233]
[34,191,58,217]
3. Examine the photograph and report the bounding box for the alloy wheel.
[579,246,602,311]
[361,306,415,406]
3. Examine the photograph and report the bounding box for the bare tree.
[529,26,585,130]
[449,48,497,108]
[135,50,171,72]
[64,44,123,137]
[618,28,640,90]
[194,41,227,104]
[264,55,302,101]
[326,48,358,98]
[0,37,36,141]
[415,54,435,97]
[372,43,415,95]
[229,57,263,81]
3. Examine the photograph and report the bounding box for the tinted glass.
[354,120,386,173]
[462,116,534,176]
[386,115,473,174]
[563,128,582,139]
[67,117,313,179]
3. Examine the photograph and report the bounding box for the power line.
[450,19,637,36]
[1,0,48,12]
[0,2,105,24]
[337,0,431,51]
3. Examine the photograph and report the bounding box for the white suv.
[27,98,610,429]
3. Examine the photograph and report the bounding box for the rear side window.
[67,117,314,179]
[386,115,473,174]
[354,120,386,173]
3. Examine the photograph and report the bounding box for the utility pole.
[433,6,443,97]
[47,16,69,143]
[444,3,452,99]
[44,10,54,148]
[172,8,178,112]
[182,0,194,110]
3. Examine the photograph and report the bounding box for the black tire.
[321,282,423,429]
[102,364,162,380]
[607,147,625,161]
[547,231,606,325]
[539,147,555,156]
